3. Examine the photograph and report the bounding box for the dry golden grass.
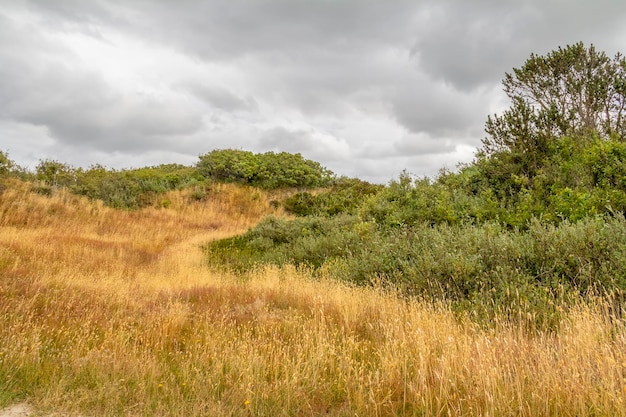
[1,180,626,416]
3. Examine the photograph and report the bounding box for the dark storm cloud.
[411,0,626,92]
[3,1,626,182]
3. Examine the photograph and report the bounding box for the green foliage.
[197,149,334,189]
[0,151,28,193]
[36,159,77,188]
[471,43,626,227]
[358,171,501,228]
[196,149,258,183]
[282,177,383,217]
[4,147,334,209]
[484,42,626,164]
[207,213,626,328]
[71,164,204,209]
[0,151,14,176]
[205,215,362,272]
[459,135,626,226]
[583,138,626,188]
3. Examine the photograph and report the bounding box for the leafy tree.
[254,151,332,189]
[583,138,626,188]
[0,151,14,176]
[71,164,109,200]
[36,159,76,188]
[483,42,626,177]
[197,149,258,183]
[455,43,626,225]
[197,149,334,189]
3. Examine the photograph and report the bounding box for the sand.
[0,404,32,417]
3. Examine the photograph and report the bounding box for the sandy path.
[0,404,32,417]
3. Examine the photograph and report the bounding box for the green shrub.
[197,149,334,189]
[71,164,204,209]
[36,159,77,188]
[282,178,383,217]
[207,213,626,328]
[0,151,14,177]
[204,215,362,271]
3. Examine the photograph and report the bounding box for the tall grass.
[1,181,626,416]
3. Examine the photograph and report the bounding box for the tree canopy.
[196,149,334,189]
[0,151,14,176]
[483,42,626,164]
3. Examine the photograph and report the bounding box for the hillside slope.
[1,181,626,416]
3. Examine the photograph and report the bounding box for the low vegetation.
[207,213,626,328]
[2,183,626,416]
[2,42,626,415]
[0,148,333,211]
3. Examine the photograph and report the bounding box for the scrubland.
[1,181,626,416]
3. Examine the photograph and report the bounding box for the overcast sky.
[2,1,626,183]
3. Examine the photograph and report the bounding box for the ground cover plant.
[2,181,626,416]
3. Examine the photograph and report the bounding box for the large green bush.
[197,149,334,189]
[282,177,383,217]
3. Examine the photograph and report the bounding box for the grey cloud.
[259,126,315,153]
[0,11,203,154]
[411,0,626,91]
[22,1,414,56]
[258,126,351,164]
[389,75,491,139]
[252,47,405,117]
[4,1,626,184]
[391,90,469,137]
[6,1,503,135]
[410,2,534,91]
[183,82,257,112]
[2,62,203,152]
[351,151,467,184]
[20,1,419,116]
[394,134,456,156]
